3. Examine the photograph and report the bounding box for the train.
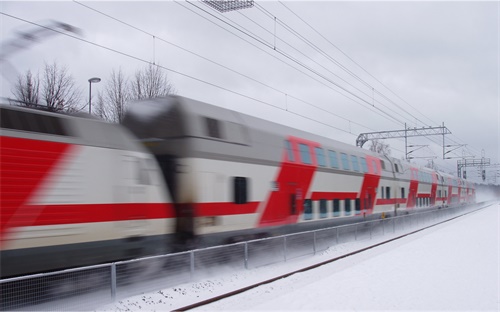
[0,96,479,278]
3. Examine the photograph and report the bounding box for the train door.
[156,155,194,247]
[287,182,300,216]
[363,186,374,213]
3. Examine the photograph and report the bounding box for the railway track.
[173,204,488,311]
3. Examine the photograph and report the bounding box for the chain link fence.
[0,203,483,310]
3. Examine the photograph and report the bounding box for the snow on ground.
[96,203,499,311]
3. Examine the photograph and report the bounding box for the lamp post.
[88,77,101,114]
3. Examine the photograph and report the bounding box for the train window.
[333,199,340,217]
[372,160,379,174]
[355,199,361,214]
[340,153,350,170]
[233,177,248,204]
[401,187,405,199]
[386,187,391,199]
[205,117,222,139]
[380,160,386,171]
[438,190,442,198]
[285,140,294,162]
[360,158,368,173]
[394,164,400,173]
[0,108,14,129]
[351,155,360,172]
[445,190,448,198]
[303,199,313,220]
[319,199,327,218]
[315,147,326,167]
[299,143,312,165]
[0,108,68,136]
[344,199,351,216]
[328,150,339,169]
[381,186,385,199]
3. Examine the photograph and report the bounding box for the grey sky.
[0,1,498,183]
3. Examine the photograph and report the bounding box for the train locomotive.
[0,105,175,278]
[0,96,476,278]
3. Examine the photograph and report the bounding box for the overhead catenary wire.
[71,1,375,133]
[0,11,363,139]
[275,1,488,162]
[3,2,488,171]
[181,0,406,126]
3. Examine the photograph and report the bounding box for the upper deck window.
[285,140,294,162]
[341,153,350,170]
[205,117,222,139]
[315,147,326,167]
[372,160,379,174]
[351,155,360,172]
[328,150,339,169]
[360,157,368,173]
[299,143,312,164]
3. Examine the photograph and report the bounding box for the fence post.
[283,236,287,262]
[111,263,116,302]
[313,231,317,255]
[244,242,248,269]
[190,251,195,280]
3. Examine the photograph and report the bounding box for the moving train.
[0,96,478,278]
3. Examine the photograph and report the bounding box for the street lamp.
[88,77,101,114]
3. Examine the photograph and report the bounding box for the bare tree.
[11,70,40,106]
[130,63,175,100]
[11,62,82,112]
[369,139,391,156]
[42,62,82,112]
[95,68,130,123]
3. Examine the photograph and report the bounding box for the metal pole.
[405,123,408,160]
[111,263,116,301]
[283,236,287,262]
[313,231,317,255]
[88,81,92,114]
[244,242,248,269]
[190,251,195,280]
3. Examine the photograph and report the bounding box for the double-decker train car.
[0,96,478,278]
[122,96,476,246]
[0,105,175,278]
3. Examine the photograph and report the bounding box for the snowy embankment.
[97,203,499,311]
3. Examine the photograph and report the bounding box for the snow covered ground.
[97,203,499,311]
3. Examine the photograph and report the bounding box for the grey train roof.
[122,96,457,181]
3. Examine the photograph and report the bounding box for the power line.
[0,11,363,139]
[273,1,489,162]
[72,1,376,133]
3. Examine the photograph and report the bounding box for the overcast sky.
[0,1,498,183]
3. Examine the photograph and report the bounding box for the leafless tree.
[95,68,130,123]
[42,62,82,112]
[369,139,391,156]
[11,62,82,112]
[130,63,175,100]
[11,70,40,107]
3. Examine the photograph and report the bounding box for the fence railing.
[0,203,484,310]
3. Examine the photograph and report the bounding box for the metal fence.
[0,203,484,310]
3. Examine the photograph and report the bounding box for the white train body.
[0,96,477,277]
[0,105,174,277]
